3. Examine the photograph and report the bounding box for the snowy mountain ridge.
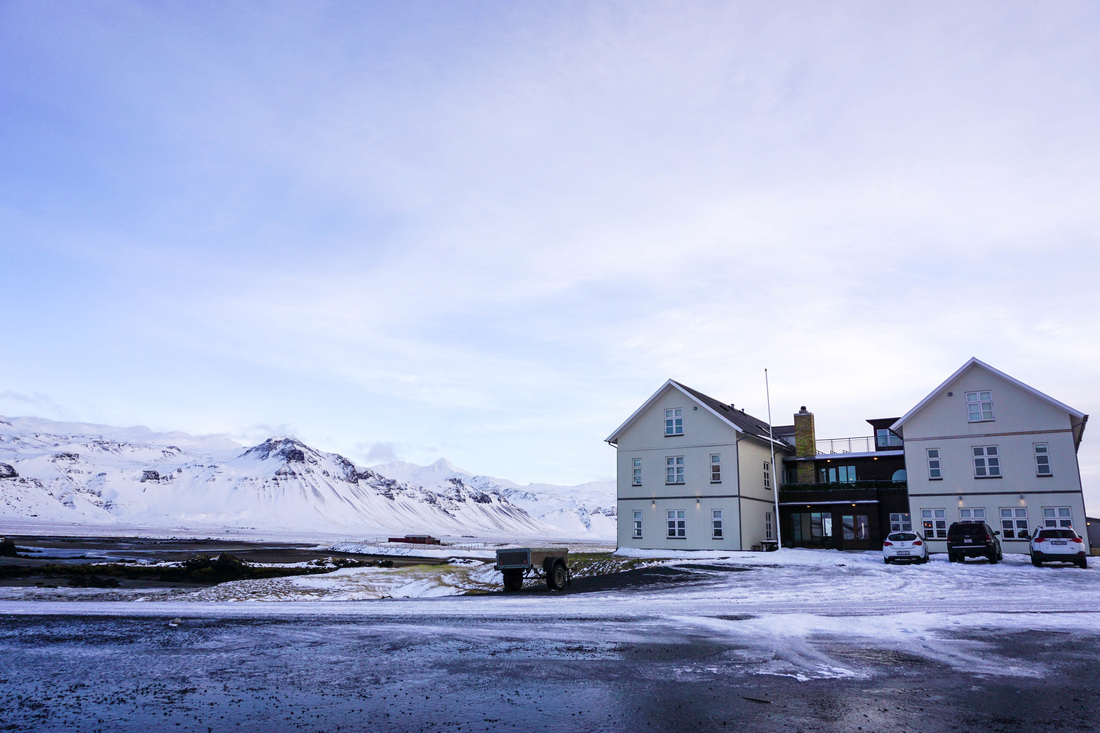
[0,417,614,540]
[372,460,616,538]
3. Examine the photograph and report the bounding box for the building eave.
[604,380,745,445]
[891,357,1086,437]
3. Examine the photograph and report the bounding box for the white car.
[883,531,929,564]
[1029,527,1089,568]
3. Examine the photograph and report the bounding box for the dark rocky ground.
[0,536,443,590]
[0,613,1096,732]
[0,535,444,566]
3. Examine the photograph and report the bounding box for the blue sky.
[2,1,1099,506]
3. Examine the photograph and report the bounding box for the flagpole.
[765,368,782,549]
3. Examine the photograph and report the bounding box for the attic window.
[966,391,994,422]
[665,408,684,436]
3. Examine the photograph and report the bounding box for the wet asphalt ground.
[1,612,1097,733]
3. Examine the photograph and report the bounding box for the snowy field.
[2,548,1098,731]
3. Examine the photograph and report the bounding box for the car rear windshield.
[888,533,918,541]
[950,523,987,536]
[1038,529,1077,539]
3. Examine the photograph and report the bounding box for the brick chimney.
[793,406,816,484]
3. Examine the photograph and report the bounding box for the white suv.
[1029,527,1088,568]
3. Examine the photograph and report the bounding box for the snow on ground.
[178,562,505,602]
[3,546,1098,684]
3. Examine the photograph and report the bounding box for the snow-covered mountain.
[0,416,613,540]
[373,459,616,538]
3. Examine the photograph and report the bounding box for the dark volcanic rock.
[0,462,17,479]
[243,438,312,464]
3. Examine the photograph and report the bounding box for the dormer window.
[966,391,994,422]
[664,408,683,436]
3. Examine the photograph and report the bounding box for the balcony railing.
[780,480,908,493]
[814,435,903,455]
[815,436,874,454]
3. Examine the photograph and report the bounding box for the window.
[1043,507,1073,529]
[765,512,774,541]
[712,510,723,539]
[921,508,947,539]
[972,446,1000,477]
[876,428,902,448]
[632,458,642,486]
[966,391,994,422]
[632,510,643,538]
[710,454,721,483]
[959,507,986,521]
[818,465,856,483]
[791,512,831,543]
[889,513,912,532]
[664,408,683,436]
[665,456,684,484]
[842,515,869,541]
[1000,507,1029,539]
[763,461,771,490]
[927,448,942,480]
[1034,443,1052,476]
[667,509,686,538]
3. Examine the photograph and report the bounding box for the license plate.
[1053,540,1067,545]
[964,539,972,543]
[897,550,910,555]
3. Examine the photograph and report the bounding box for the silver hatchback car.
[883,531,929,564]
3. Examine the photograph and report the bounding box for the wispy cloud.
[1,1,1098,494]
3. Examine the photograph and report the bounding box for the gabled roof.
[890,358,1088,447]
[605,379,792,449]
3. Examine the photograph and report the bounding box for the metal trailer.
[494,547,571,591]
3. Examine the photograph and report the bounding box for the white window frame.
[664,408,683,436]
[921,508,947,539]
[632,458,642,486]
[1034,443,1052,477]
[763,461,771,491]
[665,456,685,485]
[926,448,942,480]
[966,391,995,422]
[712,509,723,539]
[959,507,986,522]
[710,454,721,483]
[1042,506,1073,529]
[972,446,1000,478]
[1000,507,1029,539]
[667,509,686,538]
[765,511,774,541]
[632,510,643,538]
[889,512,912,532]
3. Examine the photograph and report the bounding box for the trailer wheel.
[547,561,567,591]
[503,569,524,591]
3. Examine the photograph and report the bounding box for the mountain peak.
[242,437,312,463]
[428,457,462,473]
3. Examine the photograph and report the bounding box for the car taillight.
[1073,537,1084,544]
[985,535,993,542]
[883,541,892,546]
[1034,536,1045,542]
[913,540,922,546]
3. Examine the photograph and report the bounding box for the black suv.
[947,521,1003,563]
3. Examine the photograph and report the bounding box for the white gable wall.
[613,384,745,550]
[900,364,1090,554]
